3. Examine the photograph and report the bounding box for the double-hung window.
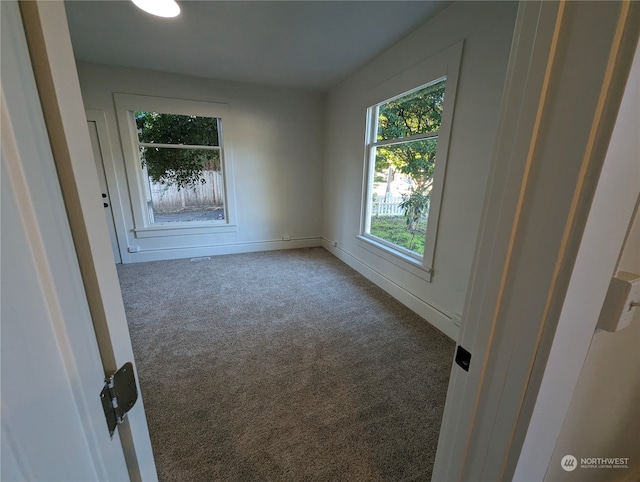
[115,94,234,235]
[361,43,461,279]
[136,111,225,223]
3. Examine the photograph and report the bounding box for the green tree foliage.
[399,191,430,252]
[375,80,445,191]
[399,191,430,232]
[135,112,220,190]
[374,80,445,244]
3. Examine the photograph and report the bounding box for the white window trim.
[114,93,236,236]
[359,41,463,281]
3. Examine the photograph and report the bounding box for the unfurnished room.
[2,1,639,481]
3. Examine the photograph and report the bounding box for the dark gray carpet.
[117,247,455,482]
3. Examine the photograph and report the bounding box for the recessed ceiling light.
[131,0,180,18]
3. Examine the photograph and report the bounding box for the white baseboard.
[322,239,459,341]
[124,237,323,263]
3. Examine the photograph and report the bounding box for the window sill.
[134,222,237,238]
[355,235,433,283]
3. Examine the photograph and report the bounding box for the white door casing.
[87,119,121,263]
[433,2,639,481]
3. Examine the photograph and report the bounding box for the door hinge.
[100,362,138,438]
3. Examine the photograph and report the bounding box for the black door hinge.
[100,362,138,438]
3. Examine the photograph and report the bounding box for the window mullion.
[138,142,220,151]
[372,130,439,148]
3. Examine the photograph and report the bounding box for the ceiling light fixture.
[131,0,180,18]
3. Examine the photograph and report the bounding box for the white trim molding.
[359,41,463,280]
[113,92,237,235]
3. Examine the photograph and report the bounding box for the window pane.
[377,80,446,141]
[140,147,225,223]
[135,111,219,146]
[368,138,437,256]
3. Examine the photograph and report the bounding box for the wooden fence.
[150,170,224,212]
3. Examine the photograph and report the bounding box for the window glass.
[134,111,225,223]
[365,79,446,258]
[136,112,219,146]
[376,80,445,140]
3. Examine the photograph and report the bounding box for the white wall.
[544,210,640,481]
[76,63,325,263]
[545,318,640,481]
[321,2,518,338]
[619,206,640,274]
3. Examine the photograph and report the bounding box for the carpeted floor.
[117,247,455,482]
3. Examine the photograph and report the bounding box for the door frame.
[515,41,640,480]
[433,1,639,481]
[19,2,157,480]
[86,109,125,264]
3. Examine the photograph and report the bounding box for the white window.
[360,43,461,279]
[136,111,225,223]
[115,94,235,236]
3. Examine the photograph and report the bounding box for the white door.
[2,1,157,480]
[87,119,122,263]
[1,2,129,479]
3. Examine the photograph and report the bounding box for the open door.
[13,1,157,480]
[1,1,133,479]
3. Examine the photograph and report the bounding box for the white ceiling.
[64,1,450,91]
